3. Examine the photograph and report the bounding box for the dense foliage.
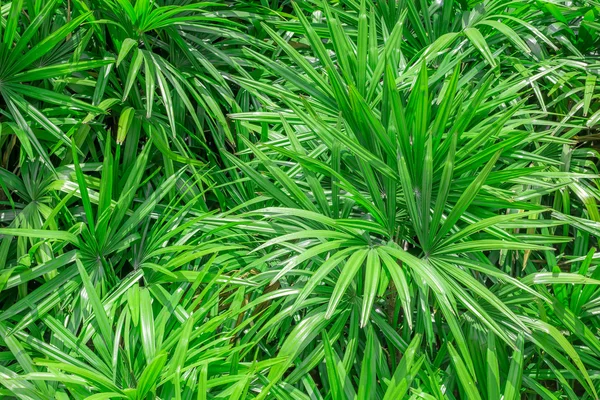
[1,0,600,398]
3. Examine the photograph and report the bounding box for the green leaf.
[136,352,168,400]
[117,107,136,145]
[325,249,368,319]
[464,27,497,68]
[361,249,381,327]
[139,287,156,362]
[382,334,423,400]
[503,335,525,400]
[447,342,482,400]
[76,257,114,351]
[117,38,138,67]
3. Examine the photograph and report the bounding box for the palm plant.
[1,0,600,399]
[0,0,112,168]
[223,0,600,397]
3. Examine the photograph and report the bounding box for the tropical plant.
[1,0,600,399]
